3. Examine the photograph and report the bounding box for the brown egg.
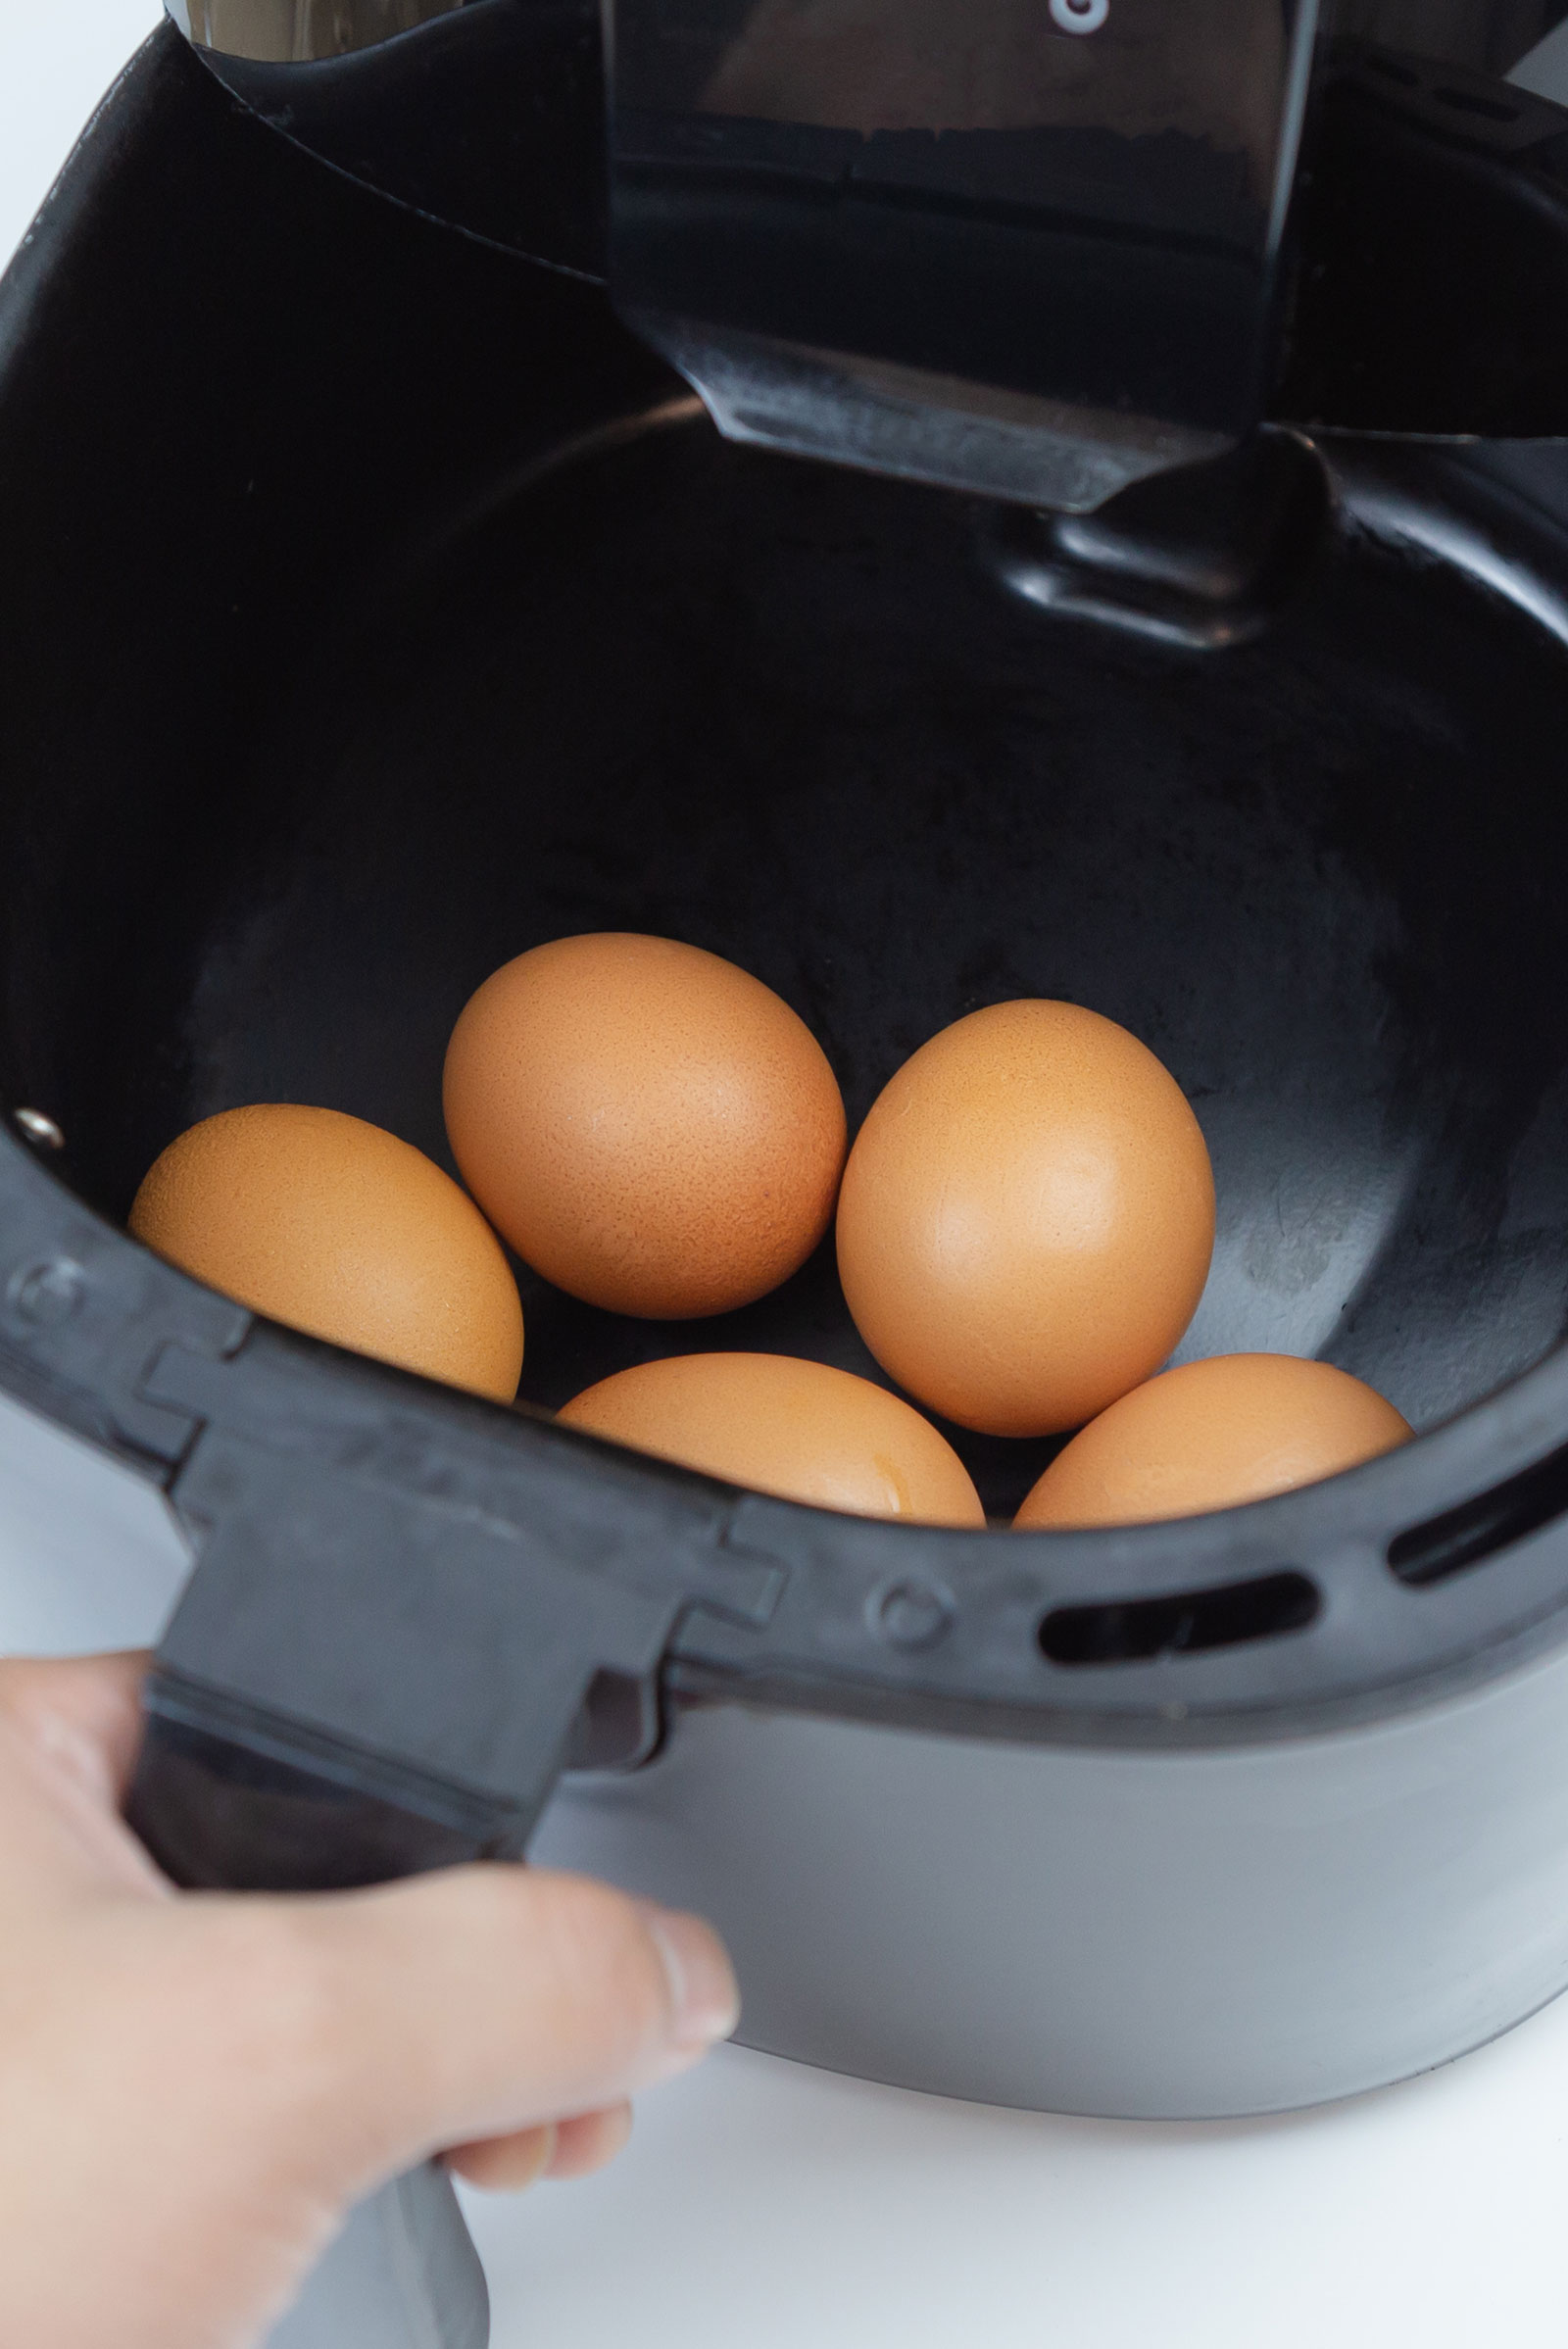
[443,935,847,1319]
[1015,1353,1412,1529]
[128,1104,524,1402]
[836,1001,1214,1438]
[558,1352,985,1526]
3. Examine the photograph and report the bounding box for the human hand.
[0,1650,739,2349]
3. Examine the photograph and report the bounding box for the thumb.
[230,1865,738,2200]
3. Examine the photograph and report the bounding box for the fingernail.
[644,1905,741,2049]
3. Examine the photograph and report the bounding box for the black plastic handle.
[115,1311,782,1896]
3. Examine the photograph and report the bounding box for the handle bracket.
[124,1328,783,1892]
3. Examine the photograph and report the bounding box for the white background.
[7,11,1568,2348]
[0,0,164,265]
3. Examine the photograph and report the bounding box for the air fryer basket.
[9,30,1568,2120]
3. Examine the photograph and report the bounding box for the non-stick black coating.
[129,410,1568,1515]
[6,33,1568,1525]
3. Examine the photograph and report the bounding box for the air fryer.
[7,4,1568,2344]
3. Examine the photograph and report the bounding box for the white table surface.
[7,14,1568,2349]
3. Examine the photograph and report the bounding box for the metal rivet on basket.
[14,1108,65,1150]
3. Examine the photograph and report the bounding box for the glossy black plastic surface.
[606,0,1315,447]
[1279,37,1568,431]
[212,0,608,276]
[984,425,1333,646]
[128,1710,503,1890]
[195,4,1568,446]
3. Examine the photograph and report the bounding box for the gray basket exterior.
[534,1640,1568,2120]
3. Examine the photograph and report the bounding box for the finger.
[445,2125,557,2193]
[444,2101,633,2192]
[228,1868,738,2196]
[0,1652,165,1899]
[0,1651,151,1801]
[546,2102,634,2180]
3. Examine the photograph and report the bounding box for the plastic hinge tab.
[0,1126,248,1472]
[124,1331,784,1892]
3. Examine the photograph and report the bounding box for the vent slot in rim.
[1039,1571,1320,1668]
[1389,1444,1568,1589]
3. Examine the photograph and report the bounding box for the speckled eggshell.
[128,1103,524,1402]
[836,1000,1215,1438]
[443,935,847,1318]
[1015,1352,1412,1529]
[558,1352,985,1526]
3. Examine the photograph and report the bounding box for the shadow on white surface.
[465,2000,1568,2349]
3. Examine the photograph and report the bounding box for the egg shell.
[558,1351,985,1527]
[836,1000,1215,1439]
[1014,1352,1412,1529]
[128,1103,524,1402]
[443,934,847,1319]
